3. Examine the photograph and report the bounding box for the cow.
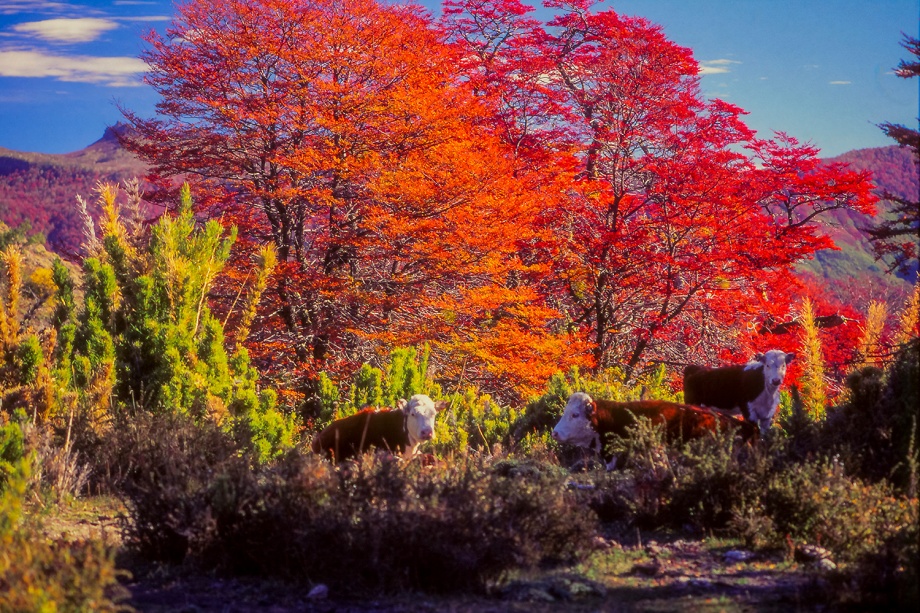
[311,394,448,462]
[683,349,795,433]
[551,392,758,469]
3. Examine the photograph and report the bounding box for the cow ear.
[434,400,449,412]
[785,352,796,364]
[583,396,596,417]
[396,398,408,411]
[753,352,765,363]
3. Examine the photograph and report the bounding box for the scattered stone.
[723,549,755,563]
[593,535,612,549]
[307,584,329,600]
[795,544,833,564]
[499,575,605,603]
[547,575,606,600]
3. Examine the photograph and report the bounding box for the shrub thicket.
[113,411,597,594]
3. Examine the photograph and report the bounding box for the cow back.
[312,409,409,462]
[683,364,765,412]
[594,399,756,443]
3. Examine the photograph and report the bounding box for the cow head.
[755,349,795,390]
[552,392,600,449]
[402,394,447,447]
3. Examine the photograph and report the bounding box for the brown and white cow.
[551,392,758,469]
[311,394,448,462]
[683,349,795,433]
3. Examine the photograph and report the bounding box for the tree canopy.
[121,0,878,406]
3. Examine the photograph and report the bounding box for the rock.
[547,575,607,600]
[723,549,754,563]
[500,575,605,603]
[815,558,837,571]
[795,544,833,564]
[307,584,329,600]
[592,535,612,549]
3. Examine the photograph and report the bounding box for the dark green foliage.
[350,363,384,409]
[49,183,296,463]
[839,514,919,608]
[753,458,915,562]
[315,345,441,426]
[50,257,75,328]
[0,412,24,489]
[385,345,433,406]
[810,341,920,489]
[0,220,33,252]
[113,413,597,594]
[12,334,42,386]
[432,387,520,456]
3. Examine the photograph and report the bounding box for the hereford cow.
[551,392,758,469]
[683,349,795,433]
[312,394,448,462]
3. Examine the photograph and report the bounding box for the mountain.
[797,145,918,311]
[0,124,148,257]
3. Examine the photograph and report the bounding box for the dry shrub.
[113,413,598,594]
[22,420,90,501]
[105,412,247,563]
[568,417,773,531]
[752,457,916,563]
[0,439,126,611]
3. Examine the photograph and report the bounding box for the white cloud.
[0,2,72,15]
[0,49,147,86]
[699,59,741,75]
[829,80,852,85]
[12,18,118,43]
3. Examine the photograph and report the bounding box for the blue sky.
[0,0,916,157]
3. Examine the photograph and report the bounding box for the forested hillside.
[797,145,918,310]
[0,125,147,257]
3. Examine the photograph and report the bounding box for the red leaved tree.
[121,0,586,406]
[443,0,878,377]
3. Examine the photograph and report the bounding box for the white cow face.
[403,394,446,446]
[552,392,599,449]
[757,349,795,390]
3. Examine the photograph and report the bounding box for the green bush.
[432,387,519,456]
[0,412,25,489]
[803,341,920,490]
[49,183,296,465]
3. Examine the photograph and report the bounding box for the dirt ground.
[35,497,837,613]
